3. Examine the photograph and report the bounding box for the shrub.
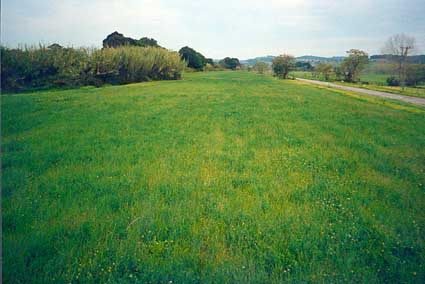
[253,62,269,74]
[137,37,160,48]
[219,57,241,70]
[90,46,185,84]
[295,61,313,71]
[1,46,186,92]
[405,64,425,86]
[315,63,333,81]
[204,63,215,72]
[1,45,90,91]
[334,65,343,80]
[386,76,400,86]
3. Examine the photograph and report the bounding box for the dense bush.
[204,63,216,71]
[137,37,160,48]
[1,45,186,92]
[334,65,343,80]
[1,45,90,91]
[386,76,400,86]
[219,57,241,70]
[178,46,213,71]
[315,62,333,80]
[91,46,185,84]
[102,31,161,48]
[295,61,313,71]
[253,62,269,74]
[405,64,425,86]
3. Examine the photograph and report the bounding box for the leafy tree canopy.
[103,32,161,48]
[178,46,212,70]
[272,54,295,79]
[137,37,160,48]
[295,61,312,70]
[219,57,241,70]
[340,49,369,82]
[103,32,136,48]
[315,62,333,80]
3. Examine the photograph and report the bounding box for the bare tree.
[382,34,416,87]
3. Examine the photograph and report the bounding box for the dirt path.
[295,78,425,107]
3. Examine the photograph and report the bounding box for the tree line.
[103,32,243,71]
[2,32,423,92]
[102,31,161,48]
[252,34,424,88]
[250,51,370,83]
[1,31,245,92]
[1,31,187,92]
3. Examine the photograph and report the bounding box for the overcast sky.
[2,0,424,59]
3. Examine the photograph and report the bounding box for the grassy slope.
[290,71,425,98]
[2,71,425,284]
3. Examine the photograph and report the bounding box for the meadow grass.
[359,73,389,85]
[2,71,425,283]
[290,71,425,98]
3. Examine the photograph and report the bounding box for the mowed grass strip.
[2,71,425,283]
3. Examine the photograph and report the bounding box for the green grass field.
[2,71,425,283]
[290,71,425,98]
[359,73,389,85]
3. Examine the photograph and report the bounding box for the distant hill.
[240,55,345,65]
[240,56,275,65]
[240,54,425,66]
[296,55,345,62]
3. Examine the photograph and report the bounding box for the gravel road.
[296,78,425,107]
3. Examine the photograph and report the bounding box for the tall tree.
[272,54,295,79]
[178,46,204,70]
[340,49,369,82]
[382,34,416,87]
